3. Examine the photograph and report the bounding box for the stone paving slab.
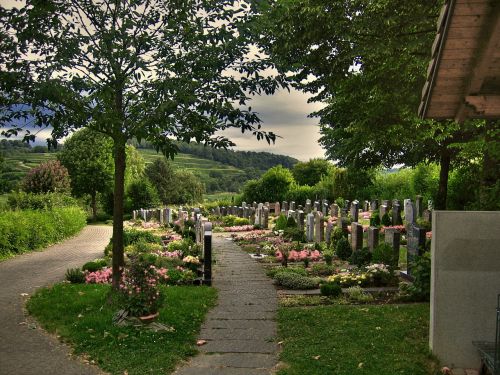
[174,234,279,374]
[0,225,112,375]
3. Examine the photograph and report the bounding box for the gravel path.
[0,225,113,375]
[174,233,279,375]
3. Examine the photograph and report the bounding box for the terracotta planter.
[138,311,159,324]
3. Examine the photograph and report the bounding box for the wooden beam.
[465,95,500,117]
[455,1,500,122]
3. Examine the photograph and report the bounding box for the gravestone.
[415,195,423,218]
[345,200,351,210]
[314,212,324,243]
[275,202,280,216]
[263,207,269,229]
[351,222,363,251]
[132,210,137,220]
[214,206,221,216]
[297,210,305,230]
[287,209,296,221]
[326,221,334,245]
[253,201,257,209]
[282,201,288,212]
[407,224,427,257]
[392,204,403,225]
[221,207,227,216]
[364,201,370,212]
[367,226,379,252]
[250,207,256,224]
[404,200,416,224]
[165,208,172,224]
[314,201,320,212]
[306,213,315,242]
[159,209,164,225]
[423,209,432,223]
[330,203,339,217]
[339,217,348,233]
[370,199,379,211]
[305,199,312,213]
[350,200,359,222]
[384,228,401,264]
[380,204,388,218]
[382,200,392,209]
[290,201,296,211]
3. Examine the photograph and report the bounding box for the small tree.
[145,159,175,205]
[126,179,160,211]
[22,160,71,194]
[58,129,114,220]
[292,159,332,187]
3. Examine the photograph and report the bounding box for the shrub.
[82,261,104,272]
[320,282,342,297]
[274,214,288,231]
[22,160,71,194]
[345,286,374,303]
[416,218,432,231]
[125,179,160,212]
[0,207,86,257]
[370,212,381,226]
[274,271,319,290]
[323,250,334,265]
[221,215,250,227]
[7,192,77,210]
[335,237,352,261]
[330,227,346,248]
[372,243,397,268]
[283,227,306,243]
[123,229,162,246]
[349,247,372,268]
[286,216,296,228]
[310,263,335,276]
[381,213,391,226]
[65,268,85,284]
[267,266,308,278]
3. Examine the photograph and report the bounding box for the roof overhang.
[419,0,500,121]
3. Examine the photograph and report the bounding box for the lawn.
[277,303,438,375]
[27,283,217,375]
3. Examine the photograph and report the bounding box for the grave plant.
[1,0,284,289]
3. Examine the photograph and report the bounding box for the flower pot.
[138,311,159,324]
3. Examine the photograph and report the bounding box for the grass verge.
[277,303,438,375]
[27,283,217,375]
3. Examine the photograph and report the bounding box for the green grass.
[277,303,438,375]
[27,283,217,375]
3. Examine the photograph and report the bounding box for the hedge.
[0,206,87,258]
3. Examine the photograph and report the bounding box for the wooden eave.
[419,0,500,121]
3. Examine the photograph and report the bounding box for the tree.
[58,128,114,220]
[1,1,284,289]
[292,158,332,186]
[172,169,204,204]
[259,0,484,209]
[256,165,295,202]
[126,179,160,211]
[22,160,71,194]
[144,158,175,205]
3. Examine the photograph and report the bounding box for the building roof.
[419,0,500,121]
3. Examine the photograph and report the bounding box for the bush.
[381,213,391,226]
[310,263,335,276]
[335,237,352,261]
[267,266,308,278]
[372,243,397,268]
[349,247,372,268]
[221,215,250,227]
[274,214,288,231]
[331,227,346,246]
[274,271,319,290]
[283,227,306,243]
[22,160,71,194]
[125,179,160,212]
[123,229,162,246]
[320,282,342,297]
[82,261,105,272]
[65,268,85,284]
[7,192,77,210]
[370,212,381,226]
[416,218,432,231]
[345,286,374,303]
[323,251,333,265]
[0,207,87,257]
[286,216,296,228]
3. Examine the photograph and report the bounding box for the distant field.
[3,148,245,189]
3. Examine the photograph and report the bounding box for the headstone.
[214,206,221,216]
[370,199,379,211]
[314,201,320,212]
[263,207,269,229]
[132,210,137,220]
[351,222,363,251]
[159,209,164,225]
[326,221,334,245]
[404,200,416,224]
[274,202,280,216]
[415,195,423,218]
[250,207,256,224]
[384,228,401,264]
[423,209,432,223]
[331,203,339,217]
[382,200,392,209]
[287,209,295,220]
[165,208,172,224]
[314,212,324,243]
[282,201,288,212]
[367,226,379,252]
[338,217,348,233]
[407,224,427,257]
[364,201,370,212]
[289,201,296,211]
[306,213,315,242]
[345,200,351,211]
[297,210,305,230]
[305,199,312,213]
[350,200,359,222]
[392,204,403,225]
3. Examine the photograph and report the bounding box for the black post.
[203,222,212,286]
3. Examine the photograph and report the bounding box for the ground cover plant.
[27,283,217,375]
[277,303,438,375]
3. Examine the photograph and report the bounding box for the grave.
[351,222,363,251]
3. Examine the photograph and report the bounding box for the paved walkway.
[174,234,279,375]
[0,225,113,375]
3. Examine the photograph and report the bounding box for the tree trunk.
[435,148,451,210]
[479,120,500,210]
[111,140,126,290]
[91,192,97,221]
